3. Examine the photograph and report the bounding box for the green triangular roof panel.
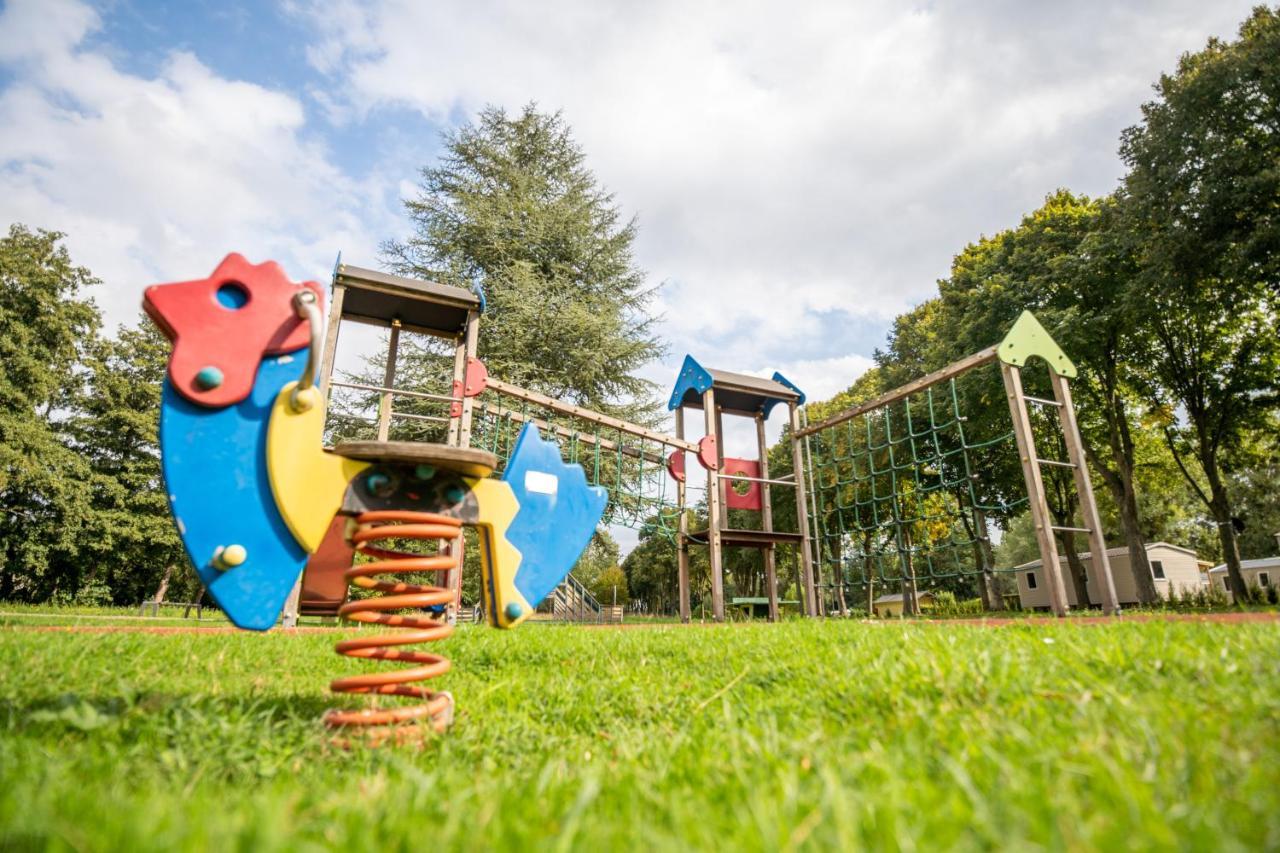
[997,311,1077,378]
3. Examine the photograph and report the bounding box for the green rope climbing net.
[804,370,1027,597]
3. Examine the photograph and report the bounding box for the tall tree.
[934,192,1162,603]
[0,225,101,601]
[66,322,190,604]
[383,104,663,419]
[1119,8,1280,599]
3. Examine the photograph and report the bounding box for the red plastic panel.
[667,449,686,483]
[723,458,762,510]
[143,253,324,407]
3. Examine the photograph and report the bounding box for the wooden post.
[756,415,779,622]
[714,405,729,510]
[1050,372,1121,615]
[280,570,303,629]
[444,311,479,624]
[675,407,691,623]
[319,283,346,401]
[1001,362,1069,616]
[789,401,818,617]
[703,388,726,622]
[447,331,467,447]
[376,320,401,442]
[458,310,480,447]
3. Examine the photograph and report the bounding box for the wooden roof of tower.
[333,262,481,337]
[667,355,805,417]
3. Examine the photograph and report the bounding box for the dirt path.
[3,610,1275,635]
[924,611,1280,627]
[0,622,338,635]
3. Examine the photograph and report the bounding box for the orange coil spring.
[324,510,461,745]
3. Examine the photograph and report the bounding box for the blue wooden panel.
[501,425,608,608]
[160,351,309,630]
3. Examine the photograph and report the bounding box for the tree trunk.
[833,539,849,617]
[152,564,174,606]
[901,526,919,616]
[1079,357,1159,604]
[1057,531,1092,608]
[1115,481,1158,604]
[969,507,1000,611]
[1204,461,1248,601]
[1103,414,1159,603]
[863,530,875,616]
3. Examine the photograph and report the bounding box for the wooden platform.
[687,528,804,548]
[333,441,497,477]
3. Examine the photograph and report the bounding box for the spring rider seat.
[144,253,607,743]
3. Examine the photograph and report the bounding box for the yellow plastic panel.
[467,477,531,628]
[266,383,369,552]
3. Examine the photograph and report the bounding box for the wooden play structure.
[667,359,814,622]
[283,262,485,626]
[145,253,1120,742]
[795,311,1119,618]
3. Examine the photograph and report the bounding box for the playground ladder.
[1001,362,1120,616]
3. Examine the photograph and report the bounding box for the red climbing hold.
[450,357,488,417]
[697,435,719,471]
[666,449,686,483]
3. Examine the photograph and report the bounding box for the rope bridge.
[328,375,689,538]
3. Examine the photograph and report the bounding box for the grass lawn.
[1,616,1278,851]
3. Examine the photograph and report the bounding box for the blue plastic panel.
[159,351,309,630]
[762,371,806,419]
[501,425,608,608]
[666,354,714,411]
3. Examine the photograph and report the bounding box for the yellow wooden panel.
[266,383,368,552]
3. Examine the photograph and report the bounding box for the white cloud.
[0,0,392,330]
[294,0,1257,369]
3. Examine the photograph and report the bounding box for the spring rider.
[143,253,607,743]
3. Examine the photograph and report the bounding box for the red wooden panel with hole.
[723,458,762,510]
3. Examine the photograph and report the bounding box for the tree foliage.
[0,225,101,601]
[1118,6,1280,598]
[383,104,663,419]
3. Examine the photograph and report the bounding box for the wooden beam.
[1050,372,1121,615]
[485,376,698,452]
[447,327,466,447]
[790,401,818,616]
[796,344,999,438]
[318,283,347,402]
[458,310,480,447]
[675,407,691,624]
[757,414,779,623]
[376,320,401,442]
[704,387,726,623]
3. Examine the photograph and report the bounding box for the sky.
[0,0,1260,508]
